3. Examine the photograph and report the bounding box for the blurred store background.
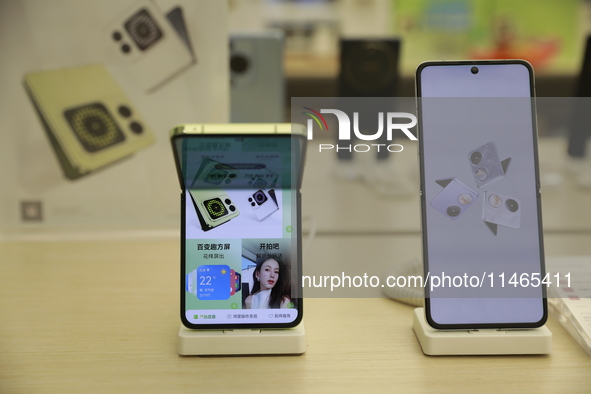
[230,0,584,98]
[1,0,590,233]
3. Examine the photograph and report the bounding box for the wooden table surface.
[1,236,590,393]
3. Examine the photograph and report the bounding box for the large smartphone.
[230,31,285,123]
[416,61,547,329]
[170,123,306,329]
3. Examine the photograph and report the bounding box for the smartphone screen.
[171,127,305,329]
[416,61,547,328]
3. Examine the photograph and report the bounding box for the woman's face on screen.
[257,259,279,291]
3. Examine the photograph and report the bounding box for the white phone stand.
[413,308,552,356]
[178,322,306,356]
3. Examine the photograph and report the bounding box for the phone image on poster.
[416,61,547,329]
[104,0,196,92]
[171,123,305,330]
[23,64,155,180]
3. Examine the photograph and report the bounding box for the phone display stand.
[413,308,552,356]
[178,322,306,356]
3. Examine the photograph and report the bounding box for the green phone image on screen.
[23,64,155,180]
[188,189,240,231]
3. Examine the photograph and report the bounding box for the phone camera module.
[505,198,519,212]
[64,103,125,153]
[343,41,398,94]
[458,193,473,205]
[230,55,250,74]
[204,198,228,219]
[470,151,482,165]
[471,66,479,74]
[129,121,143,134]
[253,190,267,205]
[475,167,488,181]
[483,191,521,232]
[124,9,163,51]
[489,194,503,208]
[447,205,461,217]
[118,105,132,118]
[468,142,507,187]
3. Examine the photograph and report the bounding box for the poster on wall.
[0,0,229,233]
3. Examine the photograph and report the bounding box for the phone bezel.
[171,129,305,330]
[416,60,548,330]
